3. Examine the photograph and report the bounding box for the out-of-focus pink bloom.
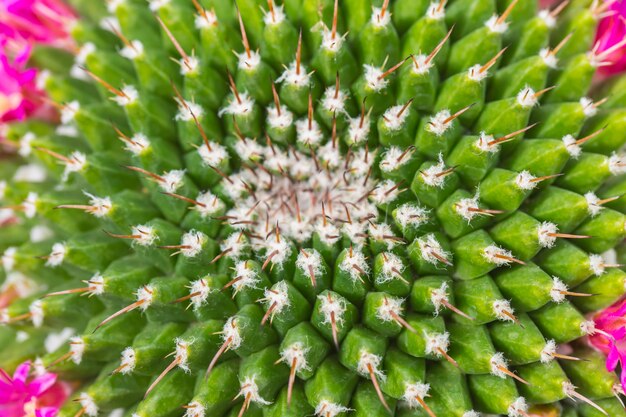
[0,42,42,123]
[0,0,76,49]
[0,361,70,417]
[594,0,626,75]
[539,0,561,8]
[588,298,626,389]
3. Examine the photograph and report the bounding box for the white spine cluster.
[118,347,136,375]
[585,192,603,216]
[45,243,67,267]
[516,87,538,108]
[507,397,529,417]
[378,252,406,284]
[238,377,272,406]
[425,332,451,357]
[421,154,450,187]
[180,230,207,257]
[417,234,450,265]
[549,277,569,303]
[339,248,369,281]
[159,169,185,193]
[131,224,158,246]
[537,222,558,248]
[483,245,514,265]
[402,382,431,409]
[514,170,537,190]
[540,340,557,363]
[189,279,212,309]
[426,110,452,136]
[357,351,385,381]
[70,336,86,364]
[376,296,404,322]
[78,392,99,417]
[363,65,388,92]
[29,300,44,328]
[280,342,310,372]
[493,299,516,322]
[318,293,347,327]
[430,282,450,315]
[314,401,352,417]
[262,281,291,316]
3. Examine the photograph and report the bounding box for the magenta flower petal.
[0,361,69,417]
[594,0,626,75]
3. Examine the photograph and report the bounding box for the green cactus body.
[1,0,625,416]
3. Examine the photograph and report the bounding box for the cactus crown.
[2,0,626,416]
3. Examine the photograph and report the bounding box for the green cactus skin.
[1,0,626,416]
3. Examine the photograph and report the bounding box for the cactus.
[2,0,626,416]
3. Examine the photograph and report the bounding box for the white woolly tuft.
[197,142,228,167]
[318,293,347,327]
[189,279,213,309]
[395,203,429,229]
[483,245,514,265]
[455,194,481,221]
[18,132,35,157]
[538,9,556,28]
[357,351,385,380]
[174,338,192,372]
[550,277,569,303]
[425,332,451,357]
[421,155,449,187]
[540,340,557,363]
[370,180,401,205]
[382,105,410,130]
[347,113,371,145]
[119,347,136,374]
[195,9,217,29]
[46,243,67,267]
[296,118,324,147]
[493,299,516,322]
[585,192,603,216]
[148,0,169,11]
[411,54,433,75]
[562,134,582,158]
[515,170,537,190]
[194,191,224,218]
[364,65,389,92]
[159,169,185,193]
[516,87,538,108]
[29,300,44,328]
[377,252,406,284]
[261,238,292,268]
[2,247,17,271]
[238,377,272,406]
[431,282,450,315]
[507,397,528,417]
[426,110,452,136]
[266,105,294,130]
[589,254,605,276]
[426,1,446,19]
[232,261,261,293]
[370,7,391,26]
[84,192,112,218]
[368,222,399,250]
[175,100,204,122]
[462,411,481,417]
[402,382,431,409]
[87,273,105,296]
[180,230,208,258]
[69,336,86,364]
[537,222,558,248]
[222,316,243,349]
[61,100,80,124]
[218,92,255,117]
[376,296,404,322]
[277,61,311,87]
[131,224,158,246]
[608,153,626,175]
[236,50,261,70]
[485,15,509,33]
[179,55,200,76]
[280,342,310,372]
[62,151,87,181]
[490,352,510,378]
[136,286,154,311]
[296,249,323,277]
[78,392,99,417]
[417,234,451,266]
[112,85,139,107]
[321,27,346,52]
[314,401,352,417]
[220,233,248,260]
[321,86,347,114]
[467,64,489,82]
[262,281,291,317]
[14,164,47,183]
[339,248,369,282]
[184,401,205,417]
[539,48,558,68]
[119,40,144,60]
[263,3,286,24]
[125,133,150,155]
[474,132,497,153]
[580,97,597,117]
[580,320,597,335]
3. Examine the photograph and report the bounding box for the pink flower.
[0,361,70,417]
[0,41,42,123]
[594,0,626,75]
[0,0,76,49]
[588,297,626,389]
